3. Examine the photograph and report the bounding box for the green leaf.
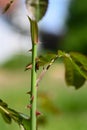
[58,50,65,57]
[0,99,30,130]
[58,51,87,88]
[68,53,87,80]
[1,112,12,124]
[0,101,11,124]
[0,99,8,107]
[70,52,87,71]
[26,0,48,21]
[64,56,86,89]
[37,53,57,66]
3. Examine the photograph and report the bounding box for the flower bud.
[25,0,48,21]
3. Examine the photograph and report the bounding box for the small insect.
[25,0,48,21]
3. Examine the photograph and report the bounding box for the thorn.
[35,57,40,61]
[35,62,39,71]
[25,63,32,71]
[27,49,32,52]
[26,91,31,95]
[30,96,34,102]
[27,104,32,109]
[36,84,38,88]
[36,111,41,116]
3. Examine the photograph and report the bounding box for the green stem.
[31,43,37,130]
[28,15,38,130]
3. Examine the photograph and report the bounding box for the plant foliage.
[58,51,87,89]
[0,99,30,130]
[26,50,87,89]
[1,1,87,130]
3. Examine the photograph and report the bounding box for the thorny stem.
[27,2,39,129]
[28,15,38,130]
[30,43,37,130]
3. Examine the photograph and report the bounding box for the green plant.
[0,1,87,130]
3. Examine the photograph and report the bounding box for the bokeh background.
[0,0,87,130]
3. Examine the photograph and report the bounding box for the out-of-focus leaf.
[64,56,86,89]
[0,100,11,124]
[2,0,14,14]
[28,16,38,44]
[0,99,7,107]
[0,99,30,130]
[19,113,30,130]
[70,52,87,71]
[37,116,47,126]
[68,55,87,80]
[38,92,60,114]
[1,112,12,124]
[26,0,48,21]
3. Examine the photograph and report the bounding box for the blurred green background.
[62,0,87,54]
[0,0,87,130]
